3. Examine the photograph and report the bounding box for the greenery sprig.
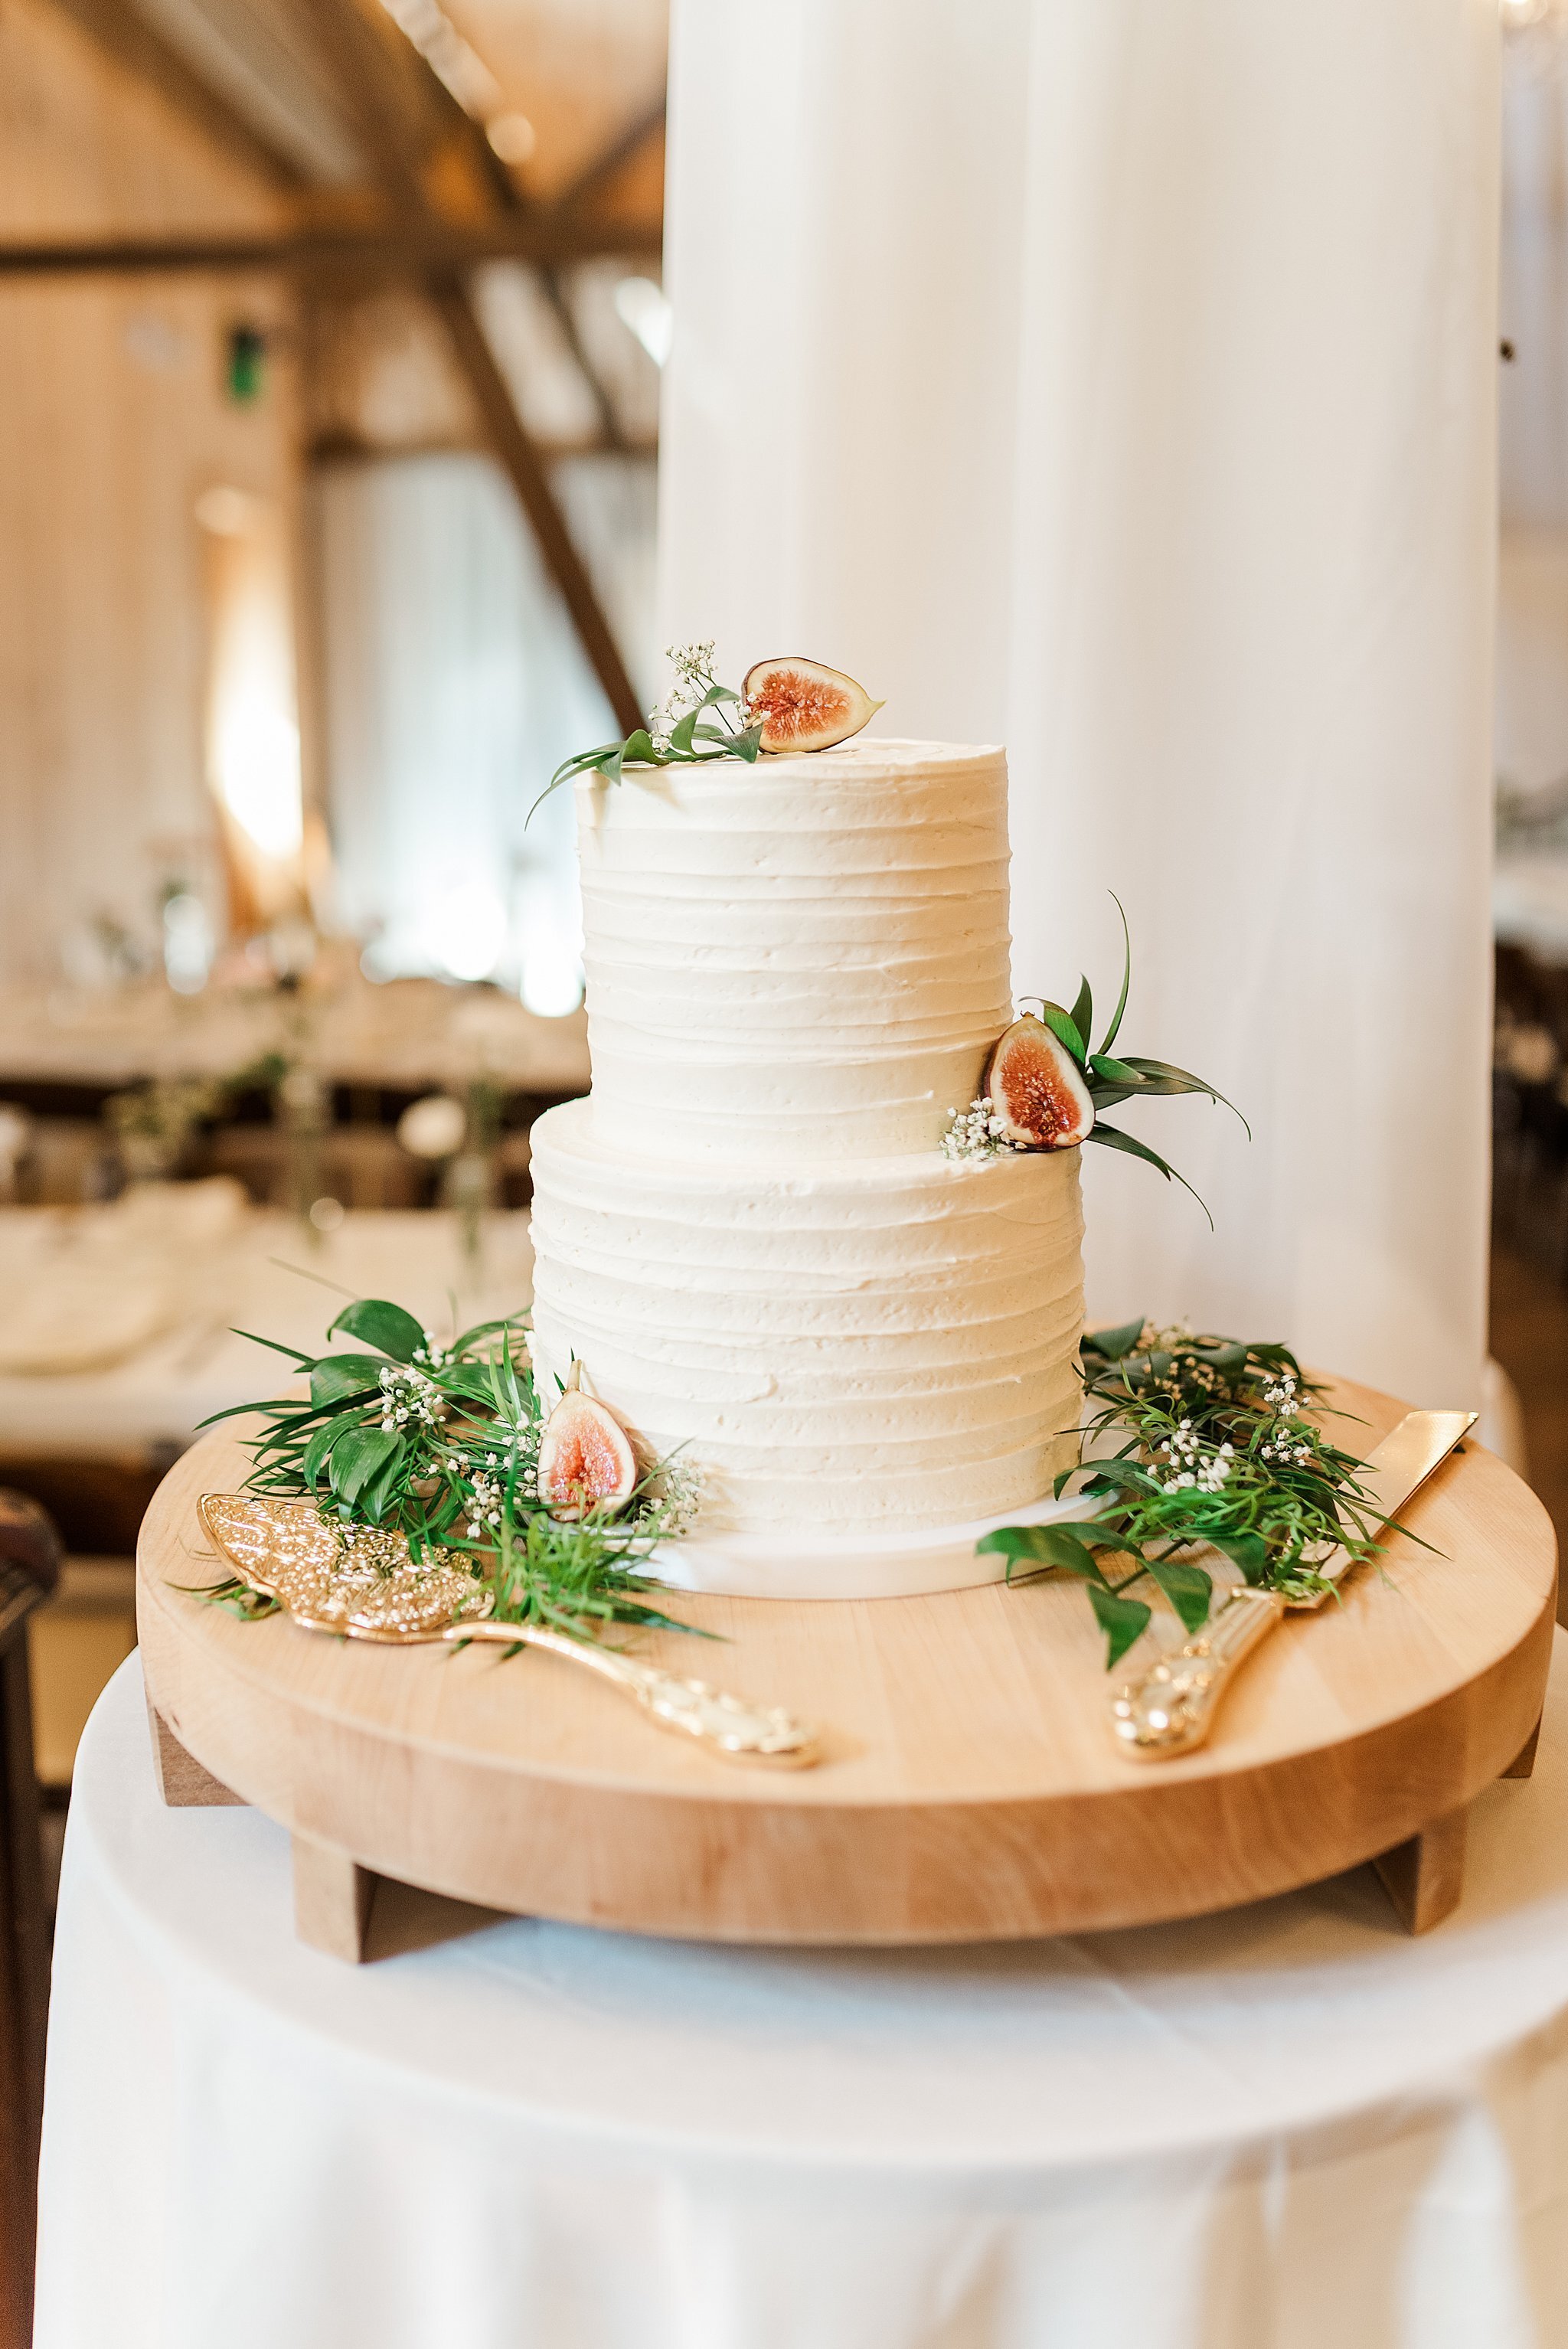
[194,1296,697,1646]
[531,642,763,822]
[1033,896,1246,1217]
[979,1318,1412,1668]
[943,900,1246,1220]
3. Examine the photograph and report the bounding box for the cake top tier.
[575,739,1013,1164]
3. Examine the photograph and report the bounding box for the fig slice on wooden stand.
[741,658,883,753]
[985,1015,1095,1149]
[536,1365,638,1520]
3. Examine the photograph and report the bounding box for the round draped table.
[35,1645,1568,2349]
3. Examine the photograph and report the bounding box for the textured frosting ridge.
[528,1099,1084,1533]
[575,740,1013,1161]
[528,737,1087,1542]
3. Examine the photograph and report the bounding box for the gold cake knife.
[1109,1408,1477,1760]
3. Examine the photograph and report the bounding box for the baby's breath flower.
[942,1097,1023,1163]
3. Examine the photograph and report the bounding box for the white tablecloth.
[0,1202,533,1458]
[34,1642,1568,2349]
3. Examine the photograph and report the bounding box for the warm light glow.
[199,488,305,900]
[614,276,674,368]
[486,111,537,164]
[1501,0,1551,22]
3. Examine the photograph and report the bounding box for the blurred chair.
[0,1489,60,2349]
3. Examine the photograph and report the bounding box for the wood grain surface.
[136,1376,1560,1944]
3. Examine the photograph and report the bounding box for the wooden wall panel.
[0,0,298,982]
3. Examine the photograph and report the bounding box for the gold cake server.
[195,1492,820,1769]
[1109,1409,1477,1760]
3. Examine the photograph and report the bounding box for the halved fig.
[536,1369,638,1519]
[985,1015,1094,1150]
[742,658,883,754]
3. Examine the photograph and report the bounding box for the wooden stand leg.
[1372,1805,1468,1934]
[292,1834,378,1962]
[1503,1714,1543,1780]
[145,1702,244,1808]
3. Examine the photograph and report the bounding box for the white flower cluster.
[1258,1372,1314,1468]
[941,1097,1021,1163]
[649,640,720,753]
[464,1459,505,1542]
[648,1455,703,1538]
[1155,1418,1234,1495]
[411,1331,450,1371]
[377,1363,447,1433]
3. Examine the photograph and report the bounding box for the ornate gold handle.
[1109,1586,1283,1759]
[445,1620,821,1767]
[1108,1408,1476,1761]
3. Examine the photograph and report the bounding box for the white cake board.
[645,1487,1099,1602]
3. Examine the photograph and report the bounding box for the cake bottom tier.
[527,1099,1085,1536]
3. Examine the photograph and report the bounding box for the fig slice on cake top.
[536,1367,638,1520]
[985,1015,1095,1150]
[741,658,884,754]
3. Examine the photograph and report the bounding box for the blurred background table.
[34,1639,1568,2349]
[0,1184,533,1858]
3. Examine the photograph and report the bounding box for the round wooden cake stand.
[136,1376,1558,1963]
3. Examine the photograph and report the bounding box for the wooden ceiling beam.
[43,0,306,188]
[426,276,642,732]
[0,221,660,279]
[275,0,645,736]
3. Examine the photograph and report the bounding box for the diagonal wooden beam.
[426,275,641,733]
[364,7,632,451]
[280,0,643,733]
[44,0,305,188]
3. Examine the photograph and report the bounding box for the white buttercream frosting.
[574,740,1013,1161]
[526,736,1088,1544]
[528,1098,1085,1533]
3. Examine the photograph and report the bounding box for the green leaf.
[302,1411,362,1485]
[1037,1001,1088,1064]
[327,1426,400,1506]
[1069,975,1093,1051]
[976,1524,1109,1583]
[1085,1316,1146,1362]
[227,1328,318,1366]
[620,727,658,766]
[360,1439,408,1524]
[1210,1531,1270,1583]
[668,705,701,756]
[1084,1123,1214,1230]
[693,720,765,763]
[1088,1053,1142,1086]
[1098,891,1133,1054]
[328,1299,426,1363]
[1088,1580,1152,1669]
[528,741,622,824]
[1118,1059,1250,1136]
[310,1354,387,1410]
[1144,1553,1214,1634]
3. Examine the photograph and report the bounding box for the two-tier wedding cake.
[527,740,1086,1583]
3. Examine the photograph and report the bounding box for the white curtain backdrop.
[1498,31,1568,798]
[318,451,656,1008]
[658,0,1500,1407]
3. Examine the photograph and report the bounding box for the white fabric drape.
[34,1645,1568,2349]
[317,451,656,1003]
[1498,34,1568,799]
[658,0,1499,1406]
